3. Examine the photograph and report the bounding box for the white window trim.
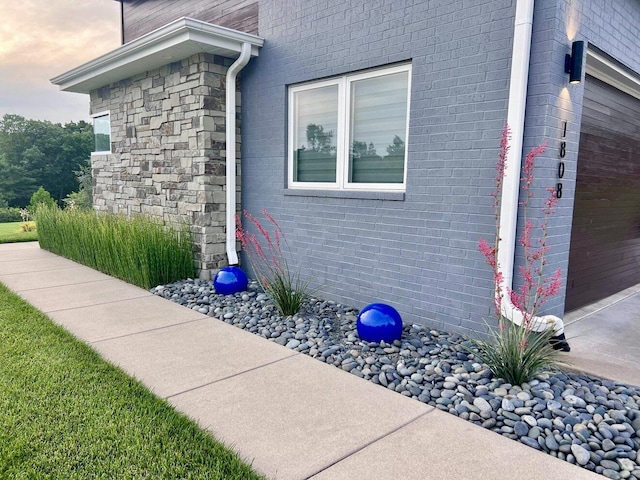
[288,64,411,193]
[91,110,112,155]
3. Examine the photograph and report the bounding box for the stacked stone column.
[90,53,240,279]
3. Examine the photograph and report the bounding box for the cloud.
[0,0,121,122]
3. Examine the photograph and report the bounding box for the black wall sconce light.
[565,40,585,84]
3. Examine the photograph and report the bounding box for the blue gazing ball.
[213,266,248,295]
[356,303,403,343]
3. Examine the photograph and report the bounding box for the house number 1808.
[557,121,567,199]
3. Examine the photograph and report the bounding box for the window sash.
[288,64,410,192]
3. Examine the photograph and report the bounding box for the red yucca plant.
[236,209,311,316]
[467,126,567,385]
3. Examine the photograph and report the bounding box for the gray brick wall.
[238,0,640,335]
[241,0,516,335]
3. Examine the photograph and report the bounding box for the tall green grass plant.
[37,206,194,289]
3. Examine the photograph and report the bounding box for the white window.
[91,111,111,154]
[288,64,411,192]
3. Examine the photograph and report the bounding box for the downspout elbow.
[225,42,252,266]
[498,285,565,335]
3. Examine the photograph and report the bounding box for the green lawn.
[0,283,264,479]
[0,222,38,243]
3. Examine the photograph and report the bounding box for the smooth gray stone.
[600,459,620,471]
[545,435,559,451]
[528,426,542,439]
[602,469,621,480]
[520,436,542,450]
[565,395,587,408]
[514,421,529,437]
[286,339,301,349]
[473,397,493,418]
[571,444,591,466]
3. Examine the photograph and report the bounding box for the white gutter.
[225,42,252,265]
[500,0,565,335]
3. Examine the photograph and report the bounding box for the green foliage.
[0,222,38,243]
[19,221,37,232]
[236,210,313,316]
[0,114,93,207]
[0,284,264,479]
[262,268,309,317]
[467,128,567,385]
[0,207,21,223]
[36,206,194,289]
[465,320,567,386]
[63,165,92,210]
[28,187,57,213]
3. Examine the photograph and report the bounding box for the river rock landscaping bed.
[152,279,640,479]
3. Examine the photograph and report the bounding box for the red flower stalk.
[235,209,311,316]
[478,126,562,335]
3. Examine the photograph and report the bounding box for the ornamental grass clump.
[36,205,194,289]
[236,209,310,316]
[466,126,568,385]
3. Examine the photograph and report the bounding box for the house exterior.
[52,0,640,337]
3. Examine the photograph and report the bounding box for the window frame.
[288,63,411,193]
[91,111,112,155]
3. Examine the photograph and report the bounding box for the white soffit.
[586,49,640,101]
[51,17,264,94]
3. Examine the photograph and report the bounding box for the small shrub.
[36,206,194,289]
[28,187,57,214]
[19,221,36,232]
[0,207,22,223]
[236,210,312,316]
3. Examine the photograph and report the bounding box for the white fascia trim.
[50,17,264,93]
[586,49,640,101]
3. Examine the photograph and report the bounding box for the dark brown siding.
[122,0,258,43]
[565,75,640,311]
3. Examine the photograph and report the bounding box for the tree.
[28,187,57,214]
[386,135,405,157]
[305,123,334,153]
[0,114,93,207]
[63,165,93,210]
[0,153,38,206]
[351,141,378,159]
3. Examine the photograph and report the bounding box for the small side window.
[92,112,111,154]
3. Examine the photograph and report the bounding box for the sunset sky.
[0,0,122,124]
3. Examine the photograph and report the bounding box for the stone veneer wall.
[89,52,240,279]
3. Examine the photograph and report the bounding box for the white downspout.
[500,0,565,335]
[225,42,252,265]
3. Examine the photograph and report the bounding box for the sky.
[0,0,122,124]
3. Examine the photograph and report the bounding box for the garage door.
[565,74,640,311]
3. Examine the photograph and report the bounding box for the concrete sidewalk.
[0,242,598,480]
[564,284,640,387]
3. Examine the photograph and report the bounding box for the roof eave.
[51,17,264,94]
